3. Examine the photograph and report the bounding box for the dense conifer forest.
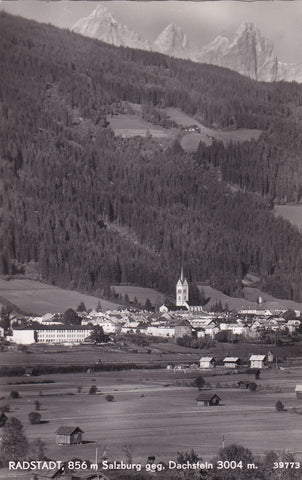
[1,12,302,301]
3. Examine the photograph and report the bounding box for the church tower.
[176,267,189,306]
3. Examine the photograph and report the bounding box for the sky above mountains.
[1,1,302,63]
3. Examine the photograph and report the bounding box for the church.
[159,268,203,313]
[176,267,189,306]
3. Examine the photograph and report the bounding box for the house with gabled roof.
[223,357,241,368]
[196,393,221,406]
[295,385,302,399]
[199,356,215,369]
[55,426,83,445]
[249,354,267,369]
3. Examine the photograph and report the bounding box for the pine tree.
[0,417,28,465]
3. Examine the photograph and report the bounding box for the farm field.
[165,108,262,151]
[274,204,302,231]
[0,279,118,314]
[108,114,171,139]
[2,341,302,370]
[1,365,302,476]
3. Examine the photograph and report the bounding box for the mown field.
[2,341,302,371]
[108,114,170,139]
[165,107,262,152]
[1,365,302,477]
[274,204,302,231]
[0,279,118,314]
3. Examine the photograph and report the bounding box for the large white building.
[9,325,93,345]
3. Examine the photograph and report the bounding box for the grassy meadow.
[0,279,118,314]
[1,365,302,470]
[274,204,302,231]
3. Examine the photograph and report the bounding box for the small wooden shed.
[223,357,241,368]
[249,354,267,369]
[55,426,83,445]
[196,393,221,406]
[295,385,302,399]
[199,357,215,369]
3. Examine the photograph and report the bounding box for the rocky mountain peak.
[153,23,194,60]
[72,5,150,51]
[72,9,302,83]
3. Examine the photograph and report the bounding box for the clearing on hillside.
[108,114,170,138]
[0,279,119,315]
[165,107,262,151]
[274,204,302,231]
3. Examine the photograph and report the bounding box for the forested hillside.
[1,12,302,301]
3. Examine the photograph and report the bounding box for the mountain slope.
[2,12,302,302]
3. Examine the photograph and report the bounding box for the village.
[2,270,301,360]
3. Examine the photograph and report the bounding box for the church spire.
[180,266,184,283]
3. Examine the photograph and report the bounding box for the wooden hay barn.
[295,385,302,399]
[223,357,241,368]
[199,356,215,369]
[55,426,83,445]
[249,354,267,369]
[196,393,221,406]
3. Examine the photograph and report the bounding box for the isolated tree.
[193,376,206,391]
[9,390,19,399]
[77,301,87,312]
[248,382,257,392]
[63,308,81,326]
[105,395,114,402]
[96,300,102,312]
[89,385,97,395]
[144,298,152,311]
[176,449,201,463]
[29,438,46,461]
[28,412,41,424]
[34,400,41,411]
[0,306,11,331]
[215,330,231,343]
[215,443,257,480]
[88,326,107,343]
[0,404,10,413]
[0,417,28,465]
[275,400,285,411]
[121,443,135,463]
[189,283,204,306]
[283,309,296,320]
[218,444,254,464]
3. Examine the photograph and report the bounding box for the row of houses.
[199,354,269,369]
